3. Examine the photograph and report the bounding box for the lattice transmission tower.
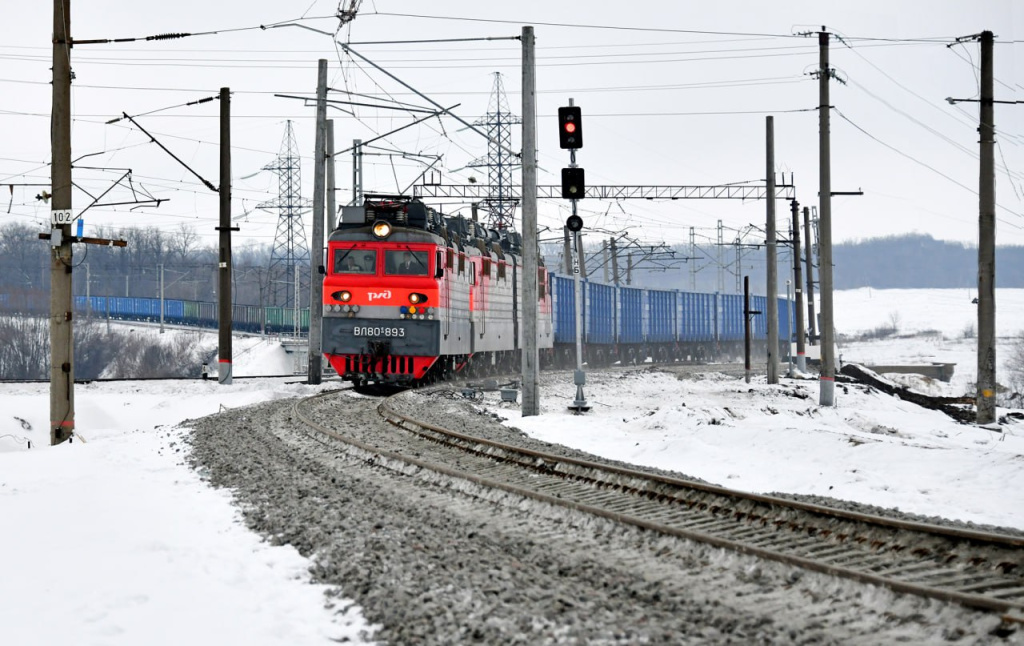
[466,72,521,231]
[262,120,311,307]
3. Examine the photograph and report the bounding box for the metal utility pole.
[803,206,817,344]
[765,116,779,384]
[159,263,165,333]
[562,226,572,274]
[326,119,337,231]
[743,276,760,385]
[521,26,540,416]
[49,0,74,445]
[602,240,610,283]
[717,220,725,293]
[610,237,620,286]
[217,87,233,385]
[791,200,806,371]
[577,233,587,278]
[817,28,837,406]
[689,227,697,290]
[351,139,362,205]
[977,30,996,424]
[308,59,328,385]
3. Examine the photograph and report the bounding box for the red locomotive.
[322,195,553,386]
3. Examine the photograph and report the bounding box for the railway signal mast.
[560,102,590,413]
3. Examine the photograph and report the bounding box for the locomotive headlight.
[332,290,352,302]
[409,292,428,304]
[371,220,392,239]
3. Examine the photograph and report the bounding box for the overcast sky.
[2,1,1022,252]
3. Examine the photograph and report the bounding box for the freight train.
[320,195,794,387]
[0,197,793,380]
[0,291,308,335]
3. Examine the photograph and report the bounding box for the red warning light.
[564,122,577,134]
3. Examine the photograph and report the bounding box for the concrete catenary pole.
[803,206,817,344]
[818,28,837,406]
[791,200,806,371]
[217,87,233,385]
[521,26,540,416]
[49,0,74,445]
[977,30,996,425]
[308,59,328,385]
[765,116,779,384]
[326,119,337,232]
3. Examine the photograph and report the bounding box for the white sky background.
[2,1,1023,250]
[1,288,1023,643]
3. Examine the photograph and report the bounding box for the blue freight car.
[546,272,790,368]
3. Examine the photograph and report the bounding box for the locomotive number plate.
[353,326,406,338]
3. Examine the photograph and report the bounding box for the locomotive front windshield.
[334,249,376,275]
[385,249,429,276]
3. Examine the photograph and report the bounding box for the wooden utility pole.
[49,0,74,445]
[791,200,807,371]
[765,116,779,384]
[521,26,539,416]
[308,59,327,385]
[217,87,233,385]
[977,30,996,424]
[817,28,837,406]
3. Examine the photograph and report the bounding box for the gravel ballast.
[185,376,1020,644]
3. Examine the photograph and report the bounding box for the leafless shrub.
[961,322,976,339]
[0,316,49,379]
[0,316,207,381]
[1007,331,1024,405]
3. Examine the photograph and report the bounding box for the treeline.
[832,234,1024,289]
[545,233,1024,292]
[0,222,308,306]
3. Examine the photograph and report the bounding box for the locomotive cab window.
[385,249,430,276]
[335,249,376,275]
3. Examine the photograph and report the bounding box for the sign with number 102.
[51,210,73,226]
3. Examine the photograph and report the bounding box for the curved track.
[293,387,1024,622]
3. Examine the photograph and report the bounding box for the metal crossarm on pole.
[413,184,796,201]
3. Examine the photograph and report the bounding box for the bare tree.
[170,223,201,264]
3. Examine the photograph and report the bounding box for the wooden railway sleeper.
[957,579,1024,594]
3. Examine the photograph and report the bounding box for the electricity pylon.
[466,72,521,231]
[262,120,311,308]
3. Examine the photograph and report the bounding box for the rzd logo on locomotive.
[367,290,392,302]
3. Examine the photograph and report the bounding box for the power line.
[834,108,1023,228]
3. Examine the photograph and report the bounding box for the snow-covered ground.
[1,288,1023,644]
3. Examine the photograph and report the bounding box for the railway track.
[293,385,1024,625]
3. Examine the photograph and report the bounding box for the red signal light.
[558,106,582,149]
